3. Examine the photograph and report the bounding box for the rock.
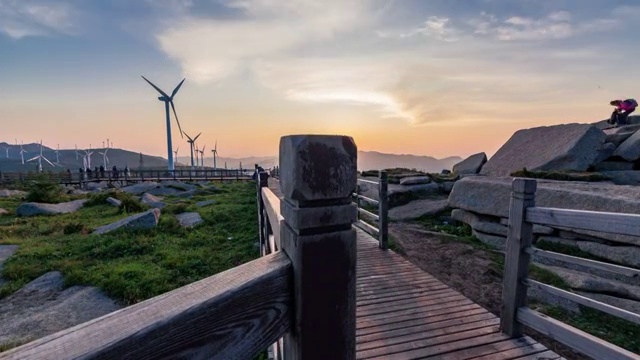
[441,170,451,175]
[499,218,554,235]
[600,171,640,186]
[536,264,640,302]
[16,200,87,217]
[441,181,455,193]
[593,143,618,165]
[174,189,200,198]
[0,271,121,347]
[471,229,505,250]
[528,285,580,314]
[452,209,503,235]
[0,208,8,216]
[145,186,184,196]
[575,291,640,315]
[121,182,161,195]
[448,176,640,219]
[85,182,108,191]
[593,161,634,172]
[604,131,635,146]
[453,152,487,175]
[175,212,204,228]
[0,245,19,287]
[577,242,640,268]
[554,227,640,247]
[399,176,431,185]
[70,189,90,196]
[388,182,441,207]
[140,193,166,209]
[196,200,216,207]
[480,123,606,176]
[160,180,198,191]
[614,130,640,161]
[106,197,122,207]
[93,208,161,235]
[389,198,449,221]
[0,189,26,198]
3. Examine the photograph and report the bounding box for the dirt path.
[390,222,590,360]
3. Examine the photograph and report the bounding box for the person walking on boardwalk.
[609,98,637,126]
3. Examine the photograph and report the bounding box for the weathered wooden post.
[378,170,389,250]
[256,165,268,256]
[279,135,357,359]
[501,178,536,337]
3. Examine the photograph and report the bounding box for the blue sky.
[1,0,638,158]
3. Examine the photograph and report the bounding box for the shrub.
[163,203,189,215]
[118,195,148,214]
[25,175,64,203]
[85,191,120,207]
[63,223,88,235]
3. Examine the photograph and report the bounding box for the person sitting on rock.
[609,98,637,126]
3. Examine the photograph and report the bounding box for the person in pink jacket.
[609,99,637,126]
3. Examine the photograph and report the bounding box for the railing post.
[256,166,268,256]
[501,178,537,337]
[279,135,357,360]
[378,170,389,250]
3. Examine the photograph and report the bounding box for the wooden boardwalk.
[269,178,561,360]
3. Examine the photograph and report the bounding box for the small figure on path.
[608,98,637,126]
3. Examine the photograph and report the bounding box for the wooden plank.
[353,193,380,204]
[442,336,547,360]
[357,293,468,317]
[525,279,640,326]
[356,299,475,326]
[356,325,504,359]
[501,178,536,337]
[0,252,293,360]
[527,247,640,279]
[517,307,639,360]
[526,207,640,237]
[357,289,458,308]
[262,187,284,243]
[357,178,379,185]
[354,220,379,237]
[357,277,440,291]
[357,283,450,303]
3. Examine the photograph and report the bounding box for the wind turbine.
[184,132,201,170]
[141,76,185,171]
[83,145,94,169]
[211,140,218,169]
[194,143,200,169]
[2,145,8,159]
[199,144,206,168]
[55,144,60,164]
[173,147,179,166]
[19,142,26,164]
[26,141,55,172]
[75,145,79,160]
[98,148,109,169]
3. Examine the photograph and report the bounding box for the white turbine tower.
[99,148,109,169]
[211,140,218,169]
[83,145,94,169]
[141,76,185,171]
[173,147,179,165]
[26,141,55,172]
[2,145,8,159]
[55,144,61,164]
[19,142,26,164]
[199,144,206,168]
[184,132,201,170]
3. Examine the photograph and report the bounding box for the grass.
[510,168,609,182]
[0,181,259,305]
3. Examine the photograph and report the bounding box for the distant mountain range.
[0,142,462,174]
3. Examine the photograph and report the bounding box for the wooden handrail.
[526,247,640,279]
[1,252,292,360]
[526,207,640,237]
[262,187,283,251]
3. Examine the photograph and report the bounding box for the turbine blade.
[170,100,184,138]
[171,78,186,98]
[26,156,39,162]
[194,132,202,141]
[141,76,170,98]
[43,157,55,167]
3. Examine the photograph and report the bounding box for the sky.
[1,0,638,159]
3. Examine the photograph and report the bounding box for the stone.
[389,198,449,221]
[499,218,554,235]
[0,208,8,216]
[0,189,26,198]
[577,242,640,268]
[448,176,640,219]
[600,171,640,186]
[441,169,451,175]
[388,182,441,207]
[399,176,431,185]
[145,186,184,196]
[70,189,90,196]
[614,130,640,161]
[16,200,87,217]
[593,161,634,172]
[453,152,487,175]
[593,143,618,165]
[471,229,505,250]
[120,182,161,195]
[175,212,204,228]
[0,245,19,286]
[93,208,161,234]
[555,227,640,247]
[279,135,357,202]
[160,180,198,191]
[536,264,640,302]
[106,197,122,207]
[174,189,200,198]
[140,193,166,209]
[85,182,108,191]
[604,131,635,146]
[480,123,606,176]
[441,181,455,193]
[196,200,216,207]
[452,209,504,235]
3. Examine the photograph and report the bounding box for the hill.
[357,151,462,173]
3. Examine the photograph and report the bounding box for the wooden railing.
[352,172,389,249]
[501,178,640,360]
[0,135,358,360]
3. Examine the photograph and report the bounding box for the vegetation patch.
[510,168,609,182]
[24,176,65,204]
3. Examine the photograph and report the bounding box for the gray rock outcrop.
[140,193,166,209]
[16,200,87,217]
[121,182,161,195]
[614,130,640,161]
[389,198,449,221]
[106,197,122,207]
[453,152,487,175]
[93,208,161,235]
[176,212,204,228]
[480,123,605,176]
[399,176,431,185]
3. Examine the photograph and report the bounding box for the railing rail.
[1,135,358,360]
[352,171,389,249]
[501,178,640,360]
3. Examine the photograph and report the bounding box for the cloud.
[157,0,380,83]
[0,0,77,39]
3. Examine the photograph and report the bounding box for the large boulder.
[93,208,161,235]
[600,171,640,186]
[448,176,640,219]
[176,212,204,228]
[140,193,166,209]
[613,130,640,161]
[0,189,26,198]
[388,198,449,221]
[480,123,606,176]
[399,176,431,185]
[453,152,487,175]
[120,182,161,195]
[592,143,617,165]
[16,200,87,217]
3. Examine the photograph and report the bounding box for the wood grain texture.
[527,247,640,279]
[1,252,293,360]
[501,178,536,337]
[525,279,640,326]
[517,307,639,360]
[378,171,389,250]
[526,207,640,237]
[262,187,284,245]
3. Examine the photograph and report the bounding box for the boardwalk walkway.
[269,178,561,360]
